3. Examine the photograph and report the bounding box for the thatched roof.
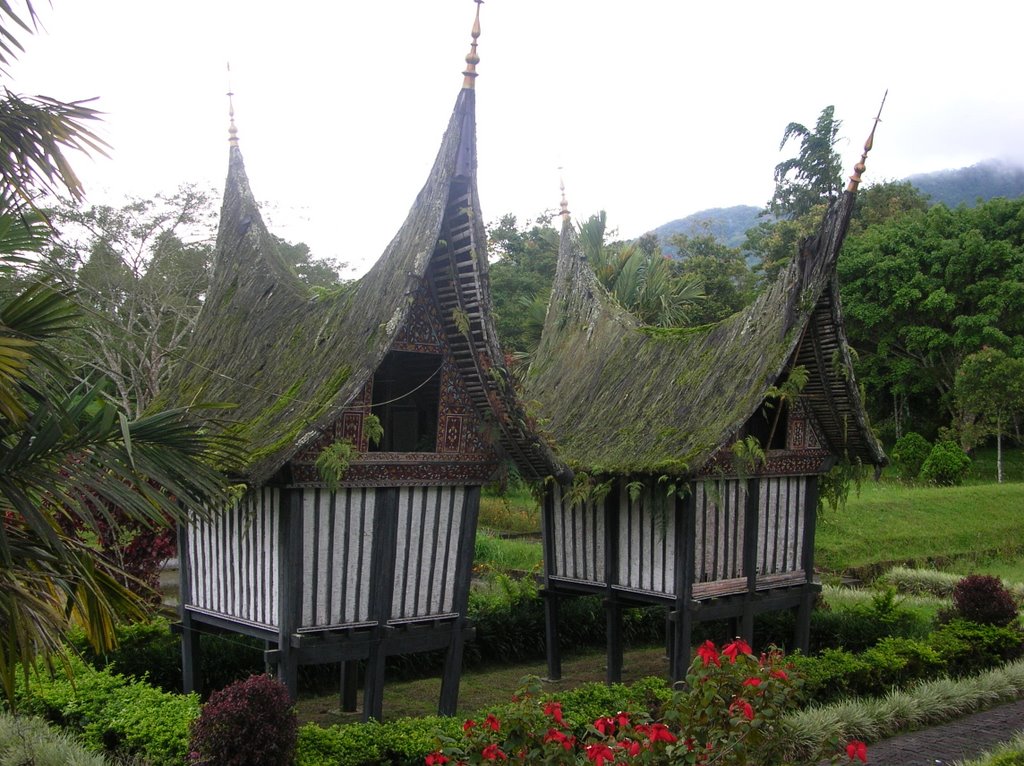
[526,191,887,477]
[167,84,561,486]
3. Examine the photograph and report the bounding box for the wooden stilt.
[439,622,465,715]
[180,612,202,695]
[340,660,359,713]
[605,597,623,684]
[543,590,562,681]
[362,646,387,722]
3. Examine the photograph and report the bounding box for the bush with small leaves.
[953,574,1021,627]
[919,440,971,486]
[188,674,297,766]
[890,432,932,479]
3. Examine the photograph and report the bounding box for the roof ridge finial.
[462,0,483,89]
[847,90,887,192]
[227,62,239,147]
[559,170,570,223]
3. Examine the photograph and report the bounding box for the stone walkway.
[861,698,1024,765]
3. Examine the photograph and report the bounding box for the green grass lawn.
[816,479,1024,575]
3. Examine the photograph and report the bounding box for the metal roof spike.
[462,0,483,89]
[227,62,239,147]
[847,90,888,192]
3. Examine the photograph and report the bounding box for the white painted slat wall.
[549,484,605,584]
[617,482,676,595]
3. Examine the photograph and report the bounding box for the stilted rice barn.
[168,4,561,720]
[526,129,888,683]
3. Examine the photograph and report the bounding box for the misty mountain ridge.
[654,159,1024,255]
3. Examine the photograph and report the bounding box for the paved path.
[860,698,1024,765]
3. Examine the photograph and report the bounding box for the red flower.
[585,743,616,766]
[723,638,752,663]
[543,729,575,751]
[729,698,754,721]
[846,740,868,762]
[646,722,677,744]
[594,716,616,736]
[463,719,475,732]
[771,669,789,680]
[742,677,762,687]
[484,713,501,732]
[617,740,643,756]
[481,743,507,761]
[425,752,449,765]
[543,701,565,726]
[697,640,721,667]
[615,711,630,728]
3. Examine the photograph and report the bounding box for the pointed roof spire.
[227,62,239,147]
[462,0,483,89]
[847,90,887,192]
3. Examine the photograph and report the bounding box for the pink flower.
[697,640,721,667]
[543,701,565,726]
[846,740,868,762]
[723,638,752,663]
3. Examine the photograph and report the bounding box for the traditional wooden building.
[169,4,561,719]
[527,128,888,682]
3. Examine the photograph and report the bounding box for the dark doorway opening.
[370,351,442,452]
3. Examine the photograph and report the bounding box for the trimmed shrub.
[919,440,972,485]
[927,620,1024,676]
[188,675,297,766]
[890,431,932,478]
[953,574,1020,627]
[296,722,383,766]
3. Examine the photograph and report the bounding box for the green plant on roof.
[452,307,470,337]
[315,439,357,491]
[363,413,383,447]
[763,364,808,450]
[731,435,766,479]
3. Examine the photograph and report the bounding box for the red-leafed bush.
[188,674,297,766]
[953,574,1020,627]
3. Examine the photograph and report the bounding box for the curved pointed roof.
[526,172,886,477]
[168,35,561,485]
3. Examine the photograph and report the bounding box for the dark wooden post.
[277,489,304,700]
[604,483,622,684]
[795,476,819,652]
[741,477,760,643]
[363,487,399,721]
[541,485,562,681]
[178,521,202,695]
[670,486,696,681]
[440,485,480,715]
[340,661,359,713]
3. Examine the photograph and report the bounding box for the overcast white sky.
[9,1,1023,275]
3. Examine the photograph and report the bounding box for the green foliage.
[919,440,972,486]
[927,620,1024,677]
[295,722,382,766]
[15,655,199,765]
[188,674,297,766]
[838,196,1024,437]
[315,439,357,491]
[807,588,932,654]
[0,712,108,766]
[768,105,844,219]
[363,412,383,447]
[889,431,932,478]
[848,180,930,235]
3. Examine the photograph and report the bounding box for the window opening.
[370,351,442,452]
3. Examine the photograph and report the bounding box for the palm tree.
[0,2,240,703]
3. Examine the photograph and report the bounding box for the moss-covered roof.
[526,192,886,477]
[165,86,562,486]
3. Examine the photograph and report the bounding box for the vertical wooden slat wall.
[693,480,747,584]
[549,484,606,584]
[186,488,280,627]
[617,482,677,595]
[755,476,807,576]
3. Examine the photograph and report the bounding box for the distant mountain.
[652,160,1024,255]
[653,205,763,255]
[906,160,1024,208]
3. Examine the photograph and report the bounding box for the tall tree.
[767,105,844,219]
[838,197,1024,438]
[954,348,1024,482]
[669,231,754,323]
[0,1,239,703]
